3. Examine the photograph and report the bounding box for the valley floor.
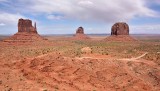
[0,35,159,91]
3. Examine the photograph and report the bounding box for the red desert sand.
[0,19,159,91]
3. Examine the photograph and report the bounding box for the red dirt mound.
[12,52,159,91]
[73,34,90,40]
[105,35,136,41]
[3,32,46,43]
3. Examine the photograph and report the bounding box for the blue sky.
[0,0,160,34]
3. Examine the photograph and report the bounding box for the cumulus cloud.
[0,0,159,34]
[0,12,26,25]
[0,0,158,23]
[25,0,158,23]
[47,15,64,20]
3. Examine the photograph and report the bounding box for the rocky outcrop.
[73,27,90,40]
[76,27,84,34]
[18,19,37,34]
[3,18,46,43]
[111,22,129,35]
[105,22,136,41]
[81,47,92,54]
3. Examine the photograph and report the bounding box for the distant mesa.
[73,26,90,40]
[106,22,136,41]
[111,22,129,35]
[18,18,37,34]
[76,27,84,34]
[3,18,47,43]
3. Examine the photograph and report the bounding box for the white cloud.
[0,0,159,34]
[78,0,94,6]
[0,0,158,23]
[0,12,27,34]
[0,12,26,25]
[25,0,158,23]
[47,15,64,20]
[0,23,5,26]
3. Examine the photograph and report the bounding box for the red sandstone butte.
[3,18,46,43]
[73,27,90,40]
[76,27,84,34]
[111,22,129,35]
[18,18,37,34]
[106,22,136,41]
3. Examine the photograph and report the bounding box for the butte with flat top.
[3,18,46,43]
[73,26,90,40]
[106,22,136,41]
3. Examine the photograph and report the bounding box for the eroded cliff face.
[105,22,136,41]
[3,18,47,43]
[76,27,84,34]
[18,19,37,34]
[111,22,129,35]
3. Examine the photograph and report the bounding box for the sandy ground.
[0,35,160,91]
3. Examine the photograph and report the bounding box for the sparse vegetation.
[0,35,159,91]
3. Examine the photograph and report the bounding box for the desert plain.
[0,34,159,91]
